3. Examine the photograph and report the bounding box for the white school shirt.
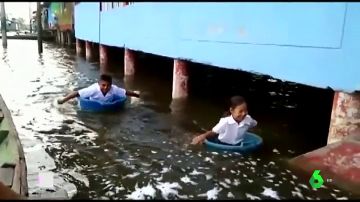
[78,83,126,102]
[212,115,257,145]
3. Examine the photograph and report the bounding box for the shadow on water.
[1,40,357,200]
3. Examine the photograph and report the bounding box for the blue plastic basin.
[204,132,263,153]
[78,96,127,112]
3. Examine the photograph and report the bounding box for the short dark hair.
[229,96,246,109]
[99,74,112,83]
[222,96,247,117]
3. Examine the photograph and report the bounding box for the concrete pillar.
[61,31,66,45]
[56,30,61,44]
[99,44,108,67]
[66,32,72,46]
[75,38,83,56]
[124,48,136,76]
[328,91,360,144]
[172,59,189,99]
[85,41,93,61]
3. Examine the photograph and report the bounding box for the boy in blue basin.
[191,96,257,145]
[57,74,140,104]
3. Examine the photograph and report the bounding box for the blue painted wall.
[47,5,55,28]
[75,3,360,93]
[75,2,100,43]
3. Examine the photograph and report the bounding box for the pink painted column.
[99,44,108,68]
[172,59,189,99]
[85,41,93,61]
[328,91,360,144]
[75,39,83,56]
[124,48,136,76]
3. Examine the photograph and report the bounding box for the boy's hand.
[133,90,140,98]
[191,134,206,145]
[57,99,64,104]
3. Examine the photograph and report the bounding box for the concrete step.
[289,134,360,195]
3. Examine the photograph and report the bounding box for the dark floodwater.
[0,40,358,199]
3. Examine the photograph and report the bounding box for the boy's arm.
[191,118,227,145]
[125,90,140,98]
[249,117,258,128]
[57,91,79,104]
[191,131,217,145]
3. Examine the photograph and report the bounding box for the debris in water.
[160,166,171,174]
[264,172,274,177]
[125,183,156,200]
[336,197,348,200]
[291,191,304,199]
[273,148,280,154]
[250,161,257,166]
[205,175,212,180]
[219,181,230,188]
[261,187,280,200]
[224,178,231,184]
[122,172,140,179]
[180,175,198,185]
[155,182,182,200]
[233,179,241,186]
[227,192,235,198]
[245,193,261,200]
[198,186,222,200]
[189,169,204,176]
[204,157,214,164]
[154,175,163,182]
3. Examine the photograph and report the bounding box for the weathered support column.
[56,30,60,43]
[124,48,136,76]
[61,31,67,45]
[327,91,360,144]
[66,31,72,46]
[85,41,93,61]
[59,31,64,45]
[36,2,43,53]
[1,2,8,48]
[99,44,108,67]
[172,59,189,99]
[75,38,83,56]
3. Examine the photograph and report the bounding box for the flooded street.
[0,40,358,199]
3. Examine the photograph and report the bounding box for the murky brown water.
[0,40,358,199]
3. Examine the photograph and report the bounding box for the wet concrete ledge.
[289,132,360,196]
[0,93,28,198]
